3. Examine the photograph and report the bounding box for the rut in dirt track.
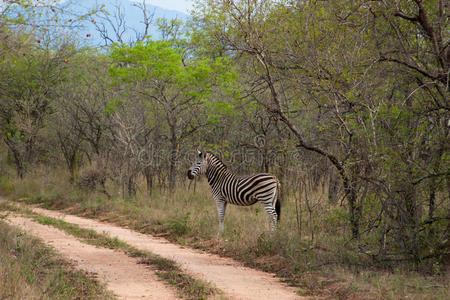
[30,206,303,300]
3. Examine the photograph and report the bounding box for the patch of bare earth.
[6,216,180,300]
[31,206,304,300]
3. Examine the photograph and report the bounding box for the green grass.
[1,170,449,299]
[0,219,113,300]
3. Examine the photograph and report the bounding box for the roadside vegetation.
[2,172,449,299]
[0,0,448,299]
[0,216,113,300]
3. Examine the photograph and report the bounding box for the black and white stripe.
[188,150,281,235]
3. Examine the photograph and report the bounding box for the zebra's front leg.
[215,198,227,237]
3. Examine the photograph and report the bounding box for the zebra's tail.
[275,178,281,221]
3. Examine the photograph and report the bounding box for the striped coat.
[188,151,281,235]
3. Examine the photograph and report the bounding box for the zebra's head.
[187,150,208,180]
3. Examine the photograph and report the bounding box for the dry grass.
[1,168,449,299]
[0,217,113,300]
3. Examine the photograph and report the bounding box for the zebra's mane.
[206,151,227,169]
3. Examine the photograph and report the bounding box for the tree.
[194,0,379,238]
[0,0,101,178]
[194,0,449,260]
[94,0,155,47]
[50,51,113,182]
[0,39,75,178]
[367,0,449,262]
[109,38,235,190]
[108,96,156,197]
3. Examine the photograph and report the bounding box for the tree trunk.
[347,186,361,239]
[143,167,153,196]
[67,153,77,184]
[403,184,420,264]
[12,149,24,179]
[262,147,269,173]
[128,175,136,198]
[16,162,24,179]
[427,181,436,236]
[168,122,178,192]
[328,172,340,204]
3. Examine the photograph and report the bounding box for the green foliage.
[104,97,123,115]
[109,39,237,103]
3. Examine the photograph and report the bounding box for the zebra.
[187,150,281,235]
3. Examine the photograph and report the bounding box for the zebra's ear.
[197,149,202,158]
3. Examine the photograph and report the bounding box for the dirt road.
[6,215,179,300]
[5,203,304,300]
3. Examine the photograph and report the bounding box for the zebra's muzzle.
[187,169,195,180]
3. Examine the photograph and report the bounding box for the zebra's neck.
[205,154,236,187]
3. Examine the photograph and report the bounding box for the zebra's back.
[222,173,278,206]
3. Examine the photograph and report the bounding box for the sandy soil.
[31,207,304,300]
[6,215,180,300]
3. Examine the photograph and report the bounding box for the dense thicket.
[0,0,448,267]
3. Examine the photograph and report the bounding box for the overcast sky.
[133,0,194,13]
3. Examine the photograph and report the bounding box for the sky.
[132,0,194,13]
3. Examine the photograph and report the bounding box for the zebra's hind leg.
[262,190,278,231]
[262,202,278,231]
[215,198,227,237]
[269,210,278,232]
